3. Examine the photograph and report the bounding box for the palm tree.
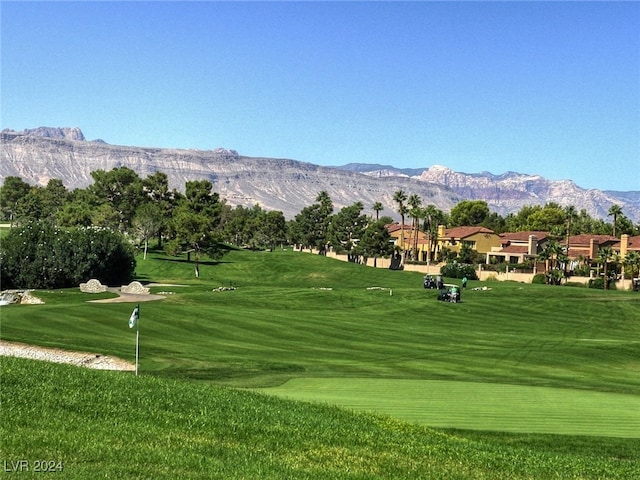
[623,250,640,281]
[393,190,408,260]
[538,240,566,282]
[372,202,383,221]
[408,193,422,261]
[421,204,445,268]
[597,246,614,290]
[563,205,577,276]
[608,204,623,238]
[564,205,576,250]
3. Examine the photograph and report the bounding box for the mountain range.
[1,127,638,223]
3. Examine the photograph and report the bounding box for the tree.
[506,205,540,232]
[88,167,145,232]
[290,192,334,255]
[133,203,164,259]
[481,212,507,234]
[608,204,623,238]
[327,202,367,262]
[613,212,635,237]
[222,205,287,251]
[449,200,490,227]
[166,180,226,276]
[564,205,577,252]
[0,176,32,225]
[91,203,121,230]
[622,250,640,281]
[421,204,447,265]
[56,188,94,227]
[12,179,68,224]
[393,190,408,260]
[537,239,567,283]
[407,194,422,261]
[220,205,260,247]
[254,210,287,251]
[359,219,394,267]
[525,203,565,232]
[142,171,176,247]
[372,202,383,221]
[596,246,615,290]
[458,244,481,264]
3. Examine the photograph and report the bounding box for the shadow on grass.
[157,257,232,267]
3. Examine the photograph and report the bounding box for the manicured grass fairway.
[2,248,639,440]
[5,357,639,480]
[262,378,640,437]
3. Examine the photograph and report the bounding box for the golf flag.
[129,305,139,329]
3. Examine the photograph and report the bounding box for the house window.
[462,240,476,249]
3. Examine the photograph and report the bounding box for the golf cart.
[423,275,437,289]
[437,283,461,303]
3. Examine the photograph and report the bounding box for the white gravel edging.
[0,341,134,371]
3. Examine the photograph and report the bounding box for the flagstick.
[135,327,139,377]
[135,304,140,376]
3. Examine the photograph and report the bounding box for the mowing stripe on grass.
[261,378,640,438]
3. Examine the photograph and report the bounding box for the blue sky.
[2,1,639,192]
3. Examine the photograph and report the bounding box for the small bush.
[588,278,605,289]
[440,262,478,280]
[531,273,546,284]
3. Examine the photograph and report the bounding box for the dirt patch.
[0,340,134,371]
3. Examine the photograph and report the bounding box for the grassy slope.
[2,356,639,480]
[1,249,640,477]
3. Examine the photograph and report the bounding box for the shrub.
[572,265,591,277]
[440,261,478,280]
[588,278,605,289]
[531,273,546,284]
[0,222,135,289]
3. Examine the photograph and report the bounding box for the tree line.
[1,168,638,276]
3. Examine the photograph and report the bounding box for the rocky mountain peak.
[2,127,86,142]
[1,127,638,222]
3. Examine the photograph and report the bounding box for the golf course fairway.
[261,378,640,437]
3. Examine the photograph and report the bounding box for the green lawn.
[262,378,640,437]
[2,357,639,479]
[3,249,638,394]
[1,248,639,477]
[0,222,11,240]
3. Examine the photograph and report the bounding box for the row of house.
[386,223,640,268]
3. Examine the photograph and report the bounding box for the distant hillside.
[0,128,460,220]
[334,163,640,223]
[1,127,638,222]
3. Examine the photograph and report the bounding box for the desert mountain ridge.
[1,127,639,223]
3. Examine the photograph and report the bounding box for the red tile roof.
[442,226,495,239]
[628,236,640,250]
[499,231,550,242]
[496,245,530,254]
[613,235,640,251]
[568,234,618,246]
[385,223,412,234]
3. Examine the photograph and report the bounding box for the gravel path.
[0,340,134,371]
